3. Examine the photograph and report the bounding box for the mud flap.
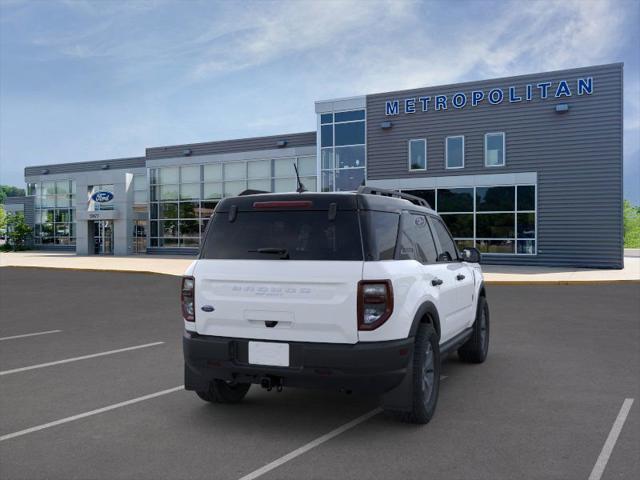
[380,352,414,412]
[184,363,210,392]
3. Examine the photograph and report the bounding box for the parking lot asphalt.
[0,267,638,480]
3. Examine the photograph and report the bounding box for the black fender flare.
[408,301,442,340]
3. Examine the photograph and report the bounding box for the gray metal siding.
[366,63,623,268]
[146,131,316,160]
[24,157,145,177]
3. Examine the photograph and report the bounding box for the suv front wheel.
[404,323,440,424]
[458,296,490,363]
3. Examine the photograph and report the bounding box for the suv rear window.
[201,211,363,261]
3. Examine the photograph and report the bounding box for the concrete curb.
[3,265,639,285]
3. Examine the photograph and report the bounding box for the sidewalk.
[1,251,639,284]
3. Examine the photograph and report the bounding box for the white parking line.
[238,375,449,480]
[0,386,184,442]
[0,330,62,341]
[588,398,634,480]
[0,342,165,376]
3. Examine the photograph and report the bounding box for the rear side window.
[360,211,399,261]
[398,213,438,264]
[201,211,363,261]
[429,216,458,261]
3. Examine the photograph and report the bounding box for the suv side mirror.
[461,247,481,263]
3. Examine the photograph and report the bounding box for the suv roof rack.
[239,189,270,196]
[357,186,432,209]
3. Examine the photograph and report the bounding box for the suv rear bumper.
[183,331,413,394]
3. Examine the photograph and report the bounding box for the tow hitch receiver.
[260,376,284,392]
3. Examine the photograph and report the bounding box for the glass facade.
[320,110,366,191]
[149,156,317,249]
[405,185,536,255]
[33,180,76,245]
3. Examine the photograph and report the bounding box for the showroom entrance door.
[93,220,114,255]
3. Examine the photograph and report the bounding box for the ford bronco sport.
[182,187,489,424]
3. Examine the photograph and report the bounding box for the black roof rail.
[357,186,432,209]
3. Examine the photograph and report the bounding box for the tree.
[0,185,26,204]
[5,212,32,250]
[623,199,640,248]
[0,205,6,233]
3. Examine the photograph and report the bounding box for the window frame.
[445,135,465,170]
[408,138,427,171]
[484,132,506,167]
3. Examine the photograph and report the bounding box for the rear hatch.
[194,194,363,344]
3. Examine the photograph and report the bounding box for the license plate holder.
[248,341,290,367]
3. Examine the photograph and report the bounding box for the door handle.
[431,278,443,286]
[456,274,466,281]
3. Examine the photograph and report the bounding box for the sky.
[1,0,639,203]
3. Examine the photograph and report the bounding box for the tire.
[404,323,440,424]
[195,380,251,404]
[458,295,490,364]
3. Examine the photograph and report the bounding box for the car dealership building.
[15,63,623,268]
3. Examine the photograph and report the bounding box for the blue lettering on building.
[489,88,504,104]
[418,96,431,111]
[405,98,416,113]
[385,100,399,115]
[383,77,594,115]
[435,95,447,111]
[509,86,522,102]
[452,92,467,108]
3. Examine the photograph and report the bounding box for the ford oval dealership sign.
[91,191,114,203]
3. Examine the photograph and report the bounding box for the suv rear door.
[193,200,363,344]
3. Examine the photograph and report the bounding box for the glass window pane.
[439,214,473,238]
[133,175,146,191]
[180,202,199,218]
[150,220,158,237]
[181,165,201,183]
[476,213,515,238]
[160,184,179,200]
[517,213,536,238]
[248,160,271,179]
[361,211,400,261]
[159,167,179,184]
[320,113,333,124]
[404,189,435,209]
[409,139,426,170]
[335,122,365,146]
[335,110,365,122]
[55,209,69,223]
[150,203,158,219]
[335,168,364,191]
[274,177,295,192]
[55,181,69,195]
[437,188,473,212]
[321,171,334,192]
[179,220,200,236]
[335,145,365,169]
[203,182,223,199]
[200,202,217,218]
[297,156,316,176]
[429,217,458,261]
[180,183,200,200]
[248,179,271,191]
[204,164,222,182]
[321,124,333,147]
[149,185,157,201]
[160,220,178,237]
[301,177,317,192]
[455,239,475,250]
[181,237,200,247]
[224,162,245,180]
[150,169,159,185]
[158,238,179,247]
[224,180,246,197]
[321,149,334,170]
[476,186,515,212]
[158,202,178,219]
[518,185,535,211]
[56,195,69,207]
[274,158,295,177]
[517,240,536,254]
[446,137,464,168]
[477,240,515,254]
[43,182,56,195]
[486,133,505,166]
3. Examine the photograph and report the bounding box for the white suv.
[182,187,489,424]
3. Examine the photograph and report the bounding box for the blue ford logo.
[91,191,114,203]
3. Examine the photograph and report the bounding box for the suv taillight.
[181,276,195,322]
[357,280,393,330]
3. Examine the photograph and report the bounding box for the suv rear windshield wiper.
[248,247,290,259]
